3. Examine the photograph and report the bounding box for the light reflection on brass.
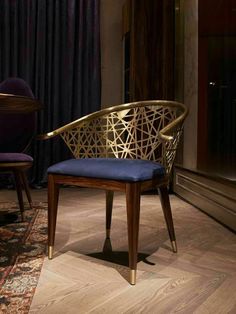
[130,269,136,285]
[171,241,178,253]
[48,246,53,259]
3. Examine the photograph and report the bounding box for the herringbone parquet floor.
[1,187,235,313]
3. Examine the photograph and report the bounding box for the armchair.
[40,100,188,285]
[0,78,42,220]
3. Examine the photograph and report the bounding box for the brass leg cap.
[48,246,53,259]
[171,240,177,253]
[130,269,136,285]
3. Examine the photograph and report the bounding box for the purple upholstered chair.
[0,78,42,220]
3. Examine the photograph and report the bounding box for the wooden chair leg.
[48,174,60,259]
[158,185,177,253]
[20,172,33,209]
[14,170,25,221]
[106,190,114,238]
[126,182,141,285]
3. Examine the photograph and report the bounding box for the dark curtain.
[0,0,101,184]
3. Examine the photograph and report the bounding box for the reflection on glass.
[198,0,236,182]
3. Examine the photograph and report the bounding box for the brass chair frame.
[40,100,188,284]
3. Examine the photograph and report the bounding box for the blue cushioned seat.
[0,153,33,162]
[47,158,165,182]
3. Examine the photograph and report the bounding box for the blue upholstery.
[47,158,165,182]
[0,153,33,162]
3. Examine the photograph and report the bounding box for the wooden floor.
[1,188,236,313]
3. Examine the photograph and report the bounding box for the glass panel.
[198,0,236,182]
[207,37,236,178]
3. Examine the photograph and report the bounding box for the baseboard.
[173,165,236,232]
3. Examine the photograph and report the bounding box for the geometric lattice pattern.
[60,101,187,174]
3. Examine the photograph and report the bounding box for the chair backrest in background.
[0,78,36,153]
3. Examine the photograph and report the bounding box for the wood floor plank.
[1,187,235,313]
[194,276,236,314]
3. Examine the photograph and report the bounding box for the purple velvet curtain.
[0,0,101,184]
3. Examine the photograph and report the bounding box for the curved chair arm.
[37,103,132,140]
[38,100,188,174]
[38,100,188,140]
[158,102,188,142]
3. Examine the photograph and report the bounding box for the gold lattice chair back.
[45,100,187,174]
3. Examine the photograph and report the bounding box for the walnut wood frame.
[47,173,177,285]
[0,162,33,220]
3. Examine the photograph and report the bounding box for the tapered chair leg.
[126,183,141,285]
[48,174,60,259]
[14,170,25,221]
[106,190,114,238]
[158,185,177,253]
[20,171,33,209]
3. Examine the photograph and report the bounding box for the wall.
[100,0,126,108]
[183,0,198,169]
